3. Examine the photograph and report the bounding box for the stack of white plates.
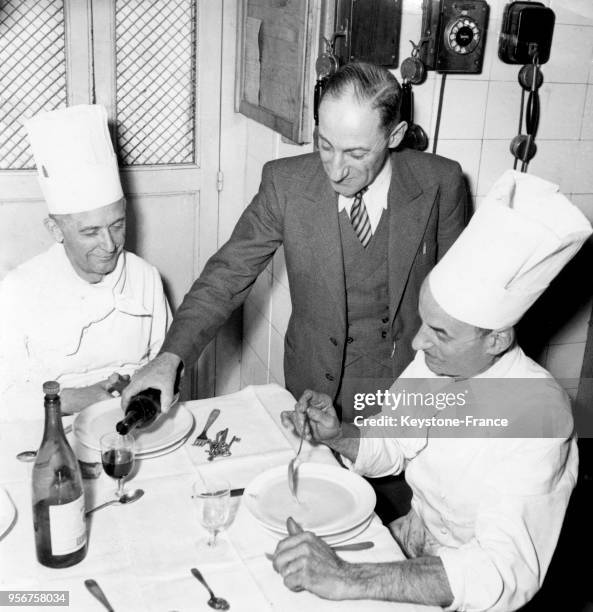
[243,463,376,545]
[73,397,195,460]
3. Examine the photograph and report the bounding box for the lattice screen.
[115,0,197,166]
[0,0,67,170]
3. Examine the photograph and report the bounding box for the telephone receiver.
[313,36,341,126]
[400,82,429,152]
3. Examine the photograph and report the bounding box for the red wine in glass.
[102,449,134,479]
[100,433,135,498]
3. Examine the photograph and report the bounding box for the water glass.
[192,478,230,547]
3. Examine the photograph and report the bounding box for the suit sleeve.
[160,162,284,366]
[436,161,469,260]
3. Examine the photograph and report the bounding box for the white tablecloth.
[0,384,438,612]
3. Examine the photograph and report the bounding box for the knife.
[230,488,244,497]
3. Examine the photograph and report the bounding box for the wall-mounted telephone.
[419,0,489,74]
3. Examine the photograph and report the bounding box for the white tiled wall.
[236,0,593,392]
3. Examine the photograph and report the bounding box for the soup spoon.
[85,489,144,517]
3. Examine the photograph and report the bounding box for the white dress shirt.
[0,244,171,421]
[337,158,392,233]
[349,346,578,612]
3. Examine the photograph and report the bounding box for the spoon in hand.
[287,413,308,499]
[86,489,144,517]
[190,568,229,610]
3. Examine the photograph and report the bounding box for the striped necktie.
[350,187,371,248]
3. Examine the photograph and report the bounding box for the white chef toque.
[429,170,592,330]
[24,105,123,214]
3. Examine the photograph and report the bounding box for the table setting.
[0,384,438,611]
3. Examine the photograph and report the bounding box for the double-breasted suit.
[162,148,468,401]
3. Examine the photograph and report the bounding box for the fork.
[193,409,221,446]
[287,413,308,499]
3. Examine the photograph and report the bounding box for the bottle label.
[48,495,86,555]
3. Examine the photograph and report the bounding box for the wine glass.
[192,478,231,547]
[100,433,135,498]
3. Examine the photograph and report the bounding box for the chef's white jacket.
[0,244,170,421]
[349,346,578,612]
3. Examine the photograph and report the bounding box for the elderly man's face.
[49,199,126,283]
[412,282,494,378]
[318,91,404,197]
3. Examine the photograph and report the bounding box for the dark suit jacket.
[162,149,468,400]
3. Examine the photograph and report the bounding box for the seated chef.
[0,105,170,421]
[277,170,592,611]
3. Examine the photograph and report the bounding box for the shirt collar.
[337,158,392,233]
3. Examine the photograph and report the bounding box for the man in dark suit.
[123,62,468,520]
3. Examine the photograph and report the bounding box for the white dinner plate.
[0,487,16,540]
[74,397,194,454]
[77,428,191,461]
[243,463,375,536]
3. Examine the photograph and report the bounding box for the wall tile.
[476,139,514,196]
[569,141,593,193]
[435,80,489,140]
[246,120,277,164]
[243,296,270,361]
[483,81,522,140]
[545,342,586,380]
[401,0,423,14]
[581,85,593,139]
[276,135,313,160]
[0,201,51,278]
[527,140,576,192]
[543,25,593,84]
[537,83,587,140]
[270,278,292,336]
[551,0,593,26]
[240,344,269,388]
[434,139,482,196]
[268,327,286,386]
[244,154,264,204]
[572,194,593,223]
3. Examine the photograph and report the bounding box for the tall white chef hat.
[429,170,592,330]
[24,105,123,214]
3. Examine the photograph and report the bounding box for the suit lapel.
[298,164,347,326]
[387,152,439,324]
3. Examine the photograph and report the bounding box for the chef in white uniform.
[0,105,170,422]
[277,170,592,611]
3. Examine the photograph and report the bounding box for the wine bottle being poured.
[115,388,161,435]
[115,365,182,435]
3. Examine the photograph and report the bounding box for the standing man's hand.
[271,517,351,599]
[280,389,341,443]
[121,352,181,413]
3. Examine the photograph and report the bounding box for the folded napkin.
[186,386,295,488]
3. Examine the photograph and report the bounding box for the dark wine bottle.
[32,381,87,568]
[115,388,161,435]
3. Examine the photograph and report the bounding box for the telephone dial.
[420,0,489,74]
